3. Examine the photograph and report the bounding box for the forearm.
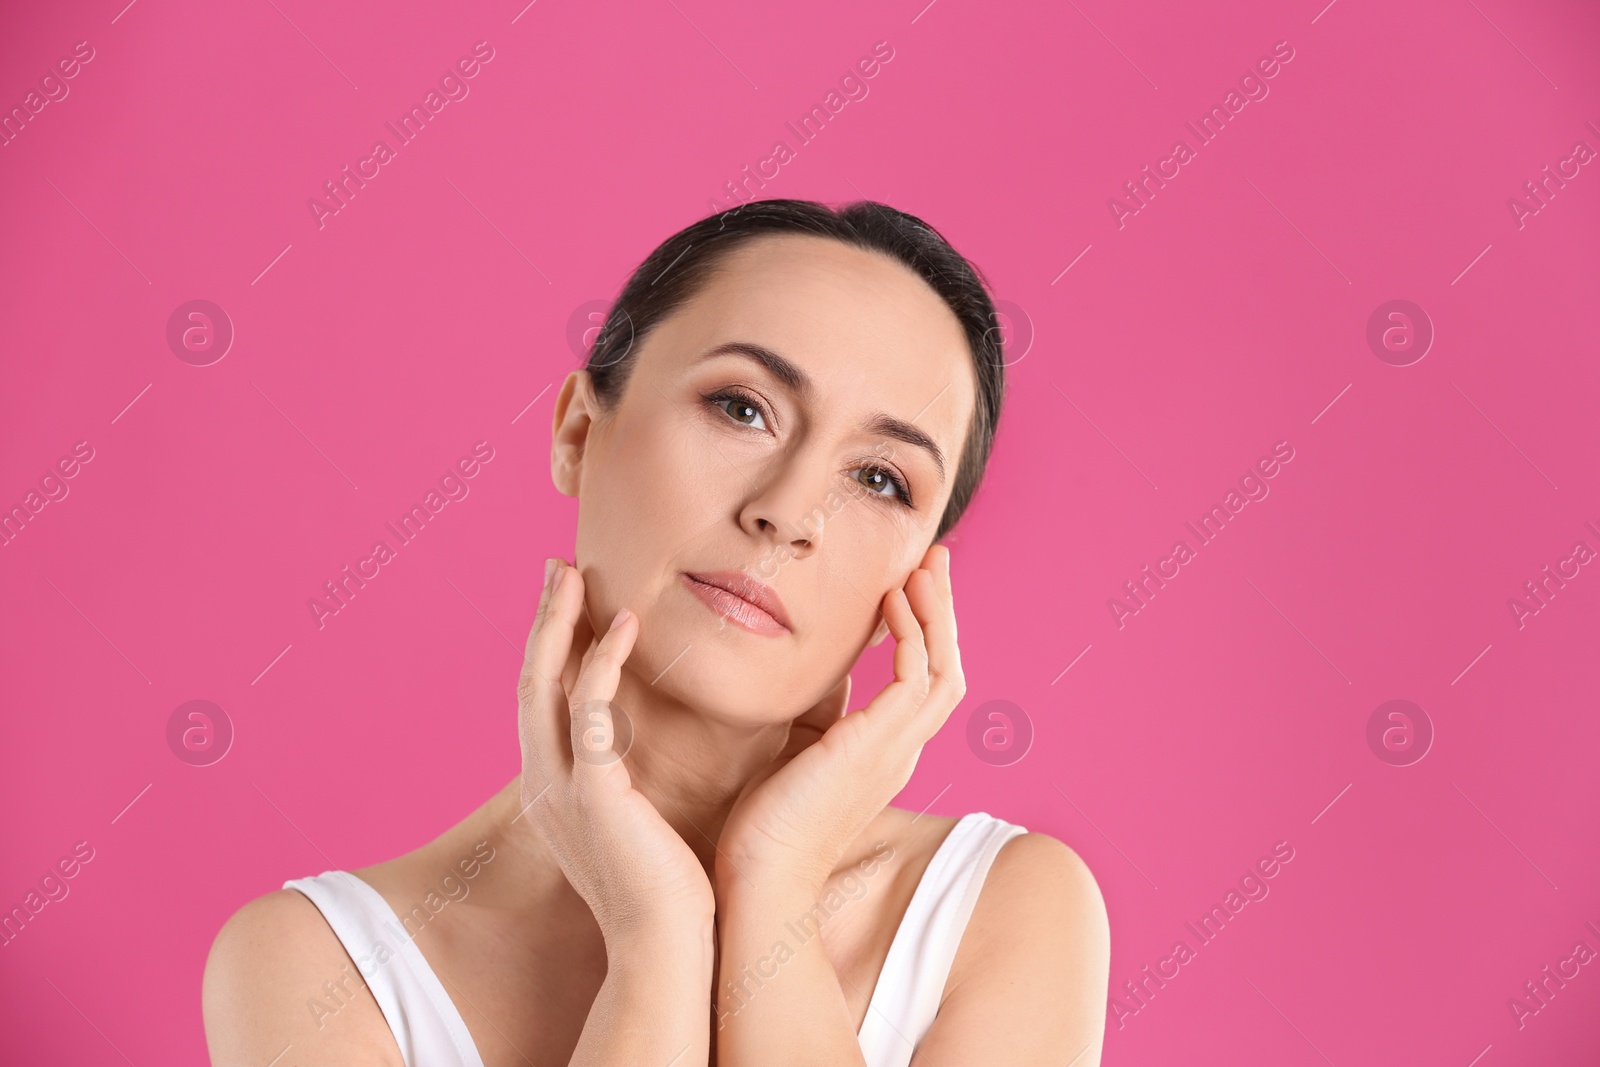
[569,918,715,1067]
[713,882,867,1067]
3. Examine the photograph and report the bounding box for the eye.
[706,389,769,432]
[852,464,913,507]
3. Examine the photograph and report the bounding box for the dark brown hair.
[583,198,1006,543]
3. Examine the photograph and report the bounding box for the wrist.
[714,859,825,909]
[603,913,716,975]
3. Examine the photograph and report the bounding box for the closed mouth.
[681,571,792,634]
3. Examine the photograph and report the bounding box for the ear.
[868,616,890,646]
[551,370,595,497]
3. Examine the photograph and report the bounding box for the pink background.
[3,0,1598,1062]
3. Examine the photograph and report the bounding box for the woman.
[202,199,1111,1066]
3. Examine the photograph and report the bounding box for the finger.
[935,545,956,644]
[519,559,580,775]
[874,584,931,720]
[904,561,965,739]
[564,591,598,695]
[567,607,638,778]
[783,673,851,759]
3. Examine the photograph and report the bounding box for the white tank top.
[283,811,1026,1067]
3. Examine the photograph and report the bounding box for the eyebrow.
[697,341,947,484]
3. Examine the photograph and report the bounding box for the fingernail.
[553,561,567,591]
[543,558,555,589]
[610,607,629,631]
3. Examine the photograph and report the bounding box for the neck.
[482,659,795,892]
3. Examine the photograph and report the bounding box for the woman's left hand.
[714,543,965,898]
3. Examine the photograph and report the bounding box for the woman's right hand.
[516,557,716,944]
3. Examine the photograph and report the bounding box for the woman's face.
[551,232,978,725]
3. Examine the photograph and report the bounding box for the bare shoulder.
[918,830,1112,1065]
[202,887,403,1067]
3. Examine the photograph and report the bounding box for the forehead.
[653,232,977,435]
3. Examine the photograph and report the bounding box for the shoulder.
[923,828,1111,1063]
[970,829,1109,968]
[985,829,1109,928]
[202,885,404,1067]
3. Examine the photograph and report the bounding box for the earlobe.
[550,371,593,497]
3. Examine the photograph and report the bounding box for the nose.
[739,452,831,558]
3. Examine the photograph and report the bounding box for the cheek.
[575,412,723,585]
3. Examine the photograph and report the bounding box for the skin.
[202,233,1111,1066]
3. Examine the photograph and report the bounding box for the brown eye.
[853,464,912,506]
[707,390,769,431]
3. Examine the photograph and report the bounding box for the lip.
[681,570,792,636]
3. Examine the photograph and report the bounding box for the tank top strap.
[857,812,1029,1067]
[283,870,484,1067]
